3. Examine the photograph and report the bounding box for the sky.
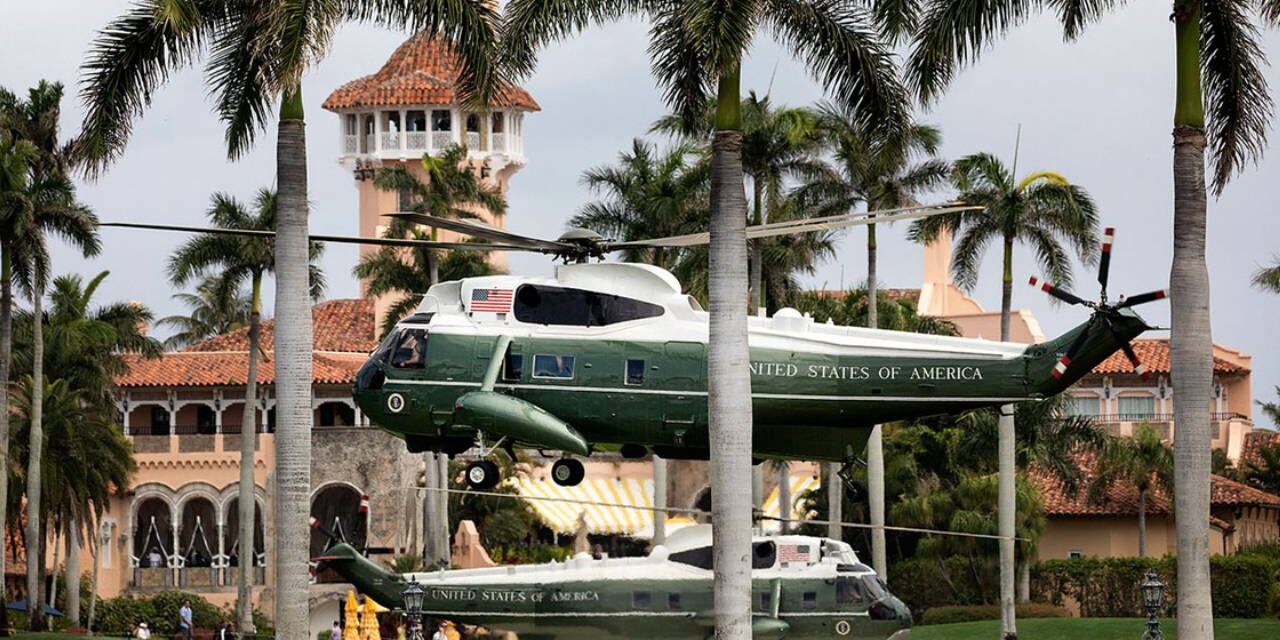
[1,2,1278,418]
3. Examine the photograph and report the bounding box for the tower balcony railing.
[466,132,481,149]
[406,131,428,152]
[343,134,357,154]
[491,132,506,152]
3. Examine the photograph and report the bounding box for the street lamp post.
[1139,569,1166,640]
[402,580,426,640]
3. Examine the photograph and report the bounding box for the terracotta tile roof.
[1240,429,1280,467]
[1091,338,1248,376]
[116,299,377,388]
[184,298,377,354]
[1031,453,1280,520]
[322,33,539,112]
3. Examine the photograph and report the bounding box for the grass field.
[912,617,1280,640]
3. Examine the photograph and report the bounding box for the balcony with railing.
[1088,412,1255,459]
[337,108,526,164]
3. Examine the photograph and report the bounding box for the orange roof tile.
[1091,338,1248,376]
[1030,453,1280,520]
[116,299,377,388]
[1241,429,1280,467]
[322,33,539,112]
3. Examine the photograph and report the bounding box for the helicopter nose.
[353,358,385,392]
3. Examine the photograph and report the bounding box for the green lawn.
[912,617,1280,640]
[12,634,127,639]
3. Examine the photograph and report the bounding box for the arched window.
[316,402,356,427]
[134,497,173,567]
[310,485,367,560]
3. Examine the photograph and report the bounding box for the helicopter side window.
[632,591,651,608]
[513,284,664,326]
[667,593,682,610]
[390,329,428,369]
[802,591,818,612]
[501,353,524,382]
[625,359,645,385]
[532,354,575,380]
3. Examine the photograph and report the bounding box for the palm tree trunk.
[66,524,81,623]
[653,456,667,546]
[423,453,438,561]
[866,221,887,578]
[708,63,752,640]
[87,519,100,635]
[1171,8,1213,637]
[1138,488,1147,558]
[1017,554,1031,603]
[777,462,790,534]
[0,248,12,634]
[236,273,262,634]
[436,452,449,565]
[25,280,44,631]
[272,85,314,640]
[748,176,763,314]
[426,252,439,289]
[48,528,61,613]
[998,234,1017,639]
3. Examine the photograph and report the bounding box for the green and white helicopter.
[107,207,1165,497]
[313,524,913,640]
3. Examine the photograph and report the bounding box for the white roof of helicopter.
[409,262,1028,360]
[401,525,872,586]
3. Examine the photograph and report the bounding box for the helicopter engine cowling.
[453,391,591,456]
[750,617,790,639]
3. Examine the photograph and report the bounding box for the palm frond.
[1199,0,1273,195]
[907,0,1030,102]
[1251,258,1280,294]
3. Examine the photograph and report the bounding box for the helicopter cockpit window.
[390,329,428,369]
[836,577,870,605]
[513,285,664,326]
[532,354,575,380]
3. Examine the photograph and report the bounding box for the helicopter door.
[659,341,706,447]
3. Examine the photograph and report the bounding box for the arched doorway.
[133,496,173,587]
[310,484,367,558]
[316,401,356,427]
[178,497,217,588]
[224,498,265,586]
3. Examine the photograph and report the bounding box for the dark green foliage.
[488,544,573,565]
[1033,555,1280,619]
[793,289,959,336]
[446,457,538,551]
[93,592,224,635]
[920,603,1068,626]
[888,556,1000,615]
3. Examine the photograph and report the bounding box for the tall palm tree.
[908,4,1279,636]
[794,106,948,570]
[1240,441,1280,495]
[1,81,99,630]
[910,151,1097,638]
[80,4,501,634]
[167,188,323,632]
[1088,425,1175,558]
[504,4,906,631]
[1253,259,1280,294]
[157,275,252,350]
[1257,385,1280,427]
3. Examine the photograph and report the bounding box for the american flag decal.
[778,544,810,564]
[471,287,514,313]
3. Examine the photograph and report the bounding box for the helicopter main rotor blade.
[100,221,535,252]
[1116,289,1168,308]
[607,204,981,250]
[385,212,572,253]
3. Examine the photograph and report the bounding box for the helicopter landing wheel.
[465,460,501,491]
[551,458,585,487]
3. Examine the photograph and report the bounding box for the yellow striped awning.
[761,471,821,532]
[512,477,655,536]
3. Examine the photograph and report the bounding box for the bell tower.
[323,32,540,325]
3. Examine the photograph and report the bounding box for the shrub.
[95,592,224,635]
[887,556,1000,616]
[1033,554,1280,619]
[921,603,1069,626]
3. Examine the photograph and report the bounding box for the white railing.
[491,132,507,153]
[342,135,357,154]
[466,132,480,150]
[406,132,428,152]
[380,132,400,151]
[432,131,453,149]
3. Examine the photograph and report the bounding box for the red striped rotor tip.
[1102,227,1114,246]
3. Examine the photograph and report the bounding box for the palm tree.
[908,4,1279,636]
[573,138,710,274]
[1253,259,1280,294]
[8,376,134,627]
[167,188,323,632]
[910,151,1097,638]
[504,4,906,631]
[157,275,252,350]
[1088,425,1175,558]
[1240,441,1280,496]
[80,4,501,634]
[1,81,100,630]
[794,106,948,570]
[1258,386,1280,427]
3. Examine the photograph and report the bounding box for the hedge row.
[920,603,1069,626]
[1032,555,1280,619]
[887,556,1001,615]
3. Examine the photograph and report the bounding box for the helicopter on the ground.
[105,207,1166,496]
[314,524,913,640]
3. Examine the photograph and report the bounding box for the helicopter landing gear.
[838,457,868,503]
[551,458,585,487]
[465,460,501,490]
